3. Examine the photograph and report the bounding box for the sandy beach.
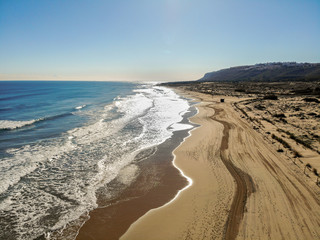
[2,1,320,238]
[121,89,320,240]
[72,106,197,240]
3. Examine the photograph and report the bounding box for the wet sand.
[74,106,197,240]
[122,89,320,240]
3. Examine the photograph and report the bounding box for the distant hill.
[198,62,320,82]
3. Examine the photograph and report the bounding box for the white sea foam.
[117,164,139,185]
[75,105,86,110]
[0,84,193,240]
[131,86,190,149]
[0,119,38,130]
[169,123,194,131]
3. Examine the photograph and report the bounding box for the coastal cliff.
[199,62,320,82]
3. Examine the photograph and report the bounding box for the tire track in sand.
[210,107,255,240]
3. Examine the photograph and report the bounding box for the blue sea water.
[0,81,193,239]
[0,81,135,152]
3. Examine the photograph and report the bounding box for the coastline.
[121,89,320,240]
[72,100,198,240]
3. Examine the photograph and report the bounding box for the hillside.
[198,62,320,82]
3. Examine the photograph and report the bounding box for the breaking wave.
[0,84,193,240]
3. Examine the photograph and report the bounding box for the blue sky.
[0,0,319,81]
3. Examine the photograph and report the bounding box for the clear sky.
[0,0,320,82]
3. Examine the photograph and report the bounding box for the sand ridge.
[121,90,320,240]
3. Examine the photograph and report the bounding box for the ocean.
[0,81,194,239]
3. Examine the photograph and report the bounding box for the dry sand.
[121,90,320,240]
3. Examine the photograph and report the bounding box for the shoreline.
[121,90,235,239]
[71,100,198,240]
[121,89,320,240]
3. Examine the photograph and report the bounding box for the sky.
[0,0,320,82]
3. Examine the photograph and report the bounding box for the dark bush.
[294,88,313,95]
[273,113,286,118]
[289,134,313,150]
[264,95,278,100]
[254,104,265,110]
[262,117,273,123]
[272,134,291,149]
[303,97,319,103]
[235,89,246,92]
[293,151,302,158]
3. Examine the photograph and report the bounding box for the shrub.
[305,163,312,175]
[303,97,319,103]
[273,113,286,118]
[254,104,266,110]
[272,134,291,149]
[293,151,302,158]
[264,95,278,100]
[278,129,314,150]
[235,88,246,92]
[262,117,273,124]
[289,134,313,150]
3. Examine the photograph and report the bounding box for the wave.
[0,112,73,131]
[0,107,13,112]
[0,92,44,101]
[0,119,41,130]
[0,84,193,240]
[75,105,86,110]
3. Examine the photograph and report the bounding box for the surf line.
[158,111,200,208]
[143,104,199,210]
[120,105,199,236]
[161,114,199,207]
[162,104,200,207]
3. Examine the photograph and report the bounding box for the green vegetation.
[277,129,314,150]
[290,135,313,150]
[271,134,302,157]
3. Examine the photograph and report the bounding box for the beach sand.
[72,107,197,240]
[121,89,320,240]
